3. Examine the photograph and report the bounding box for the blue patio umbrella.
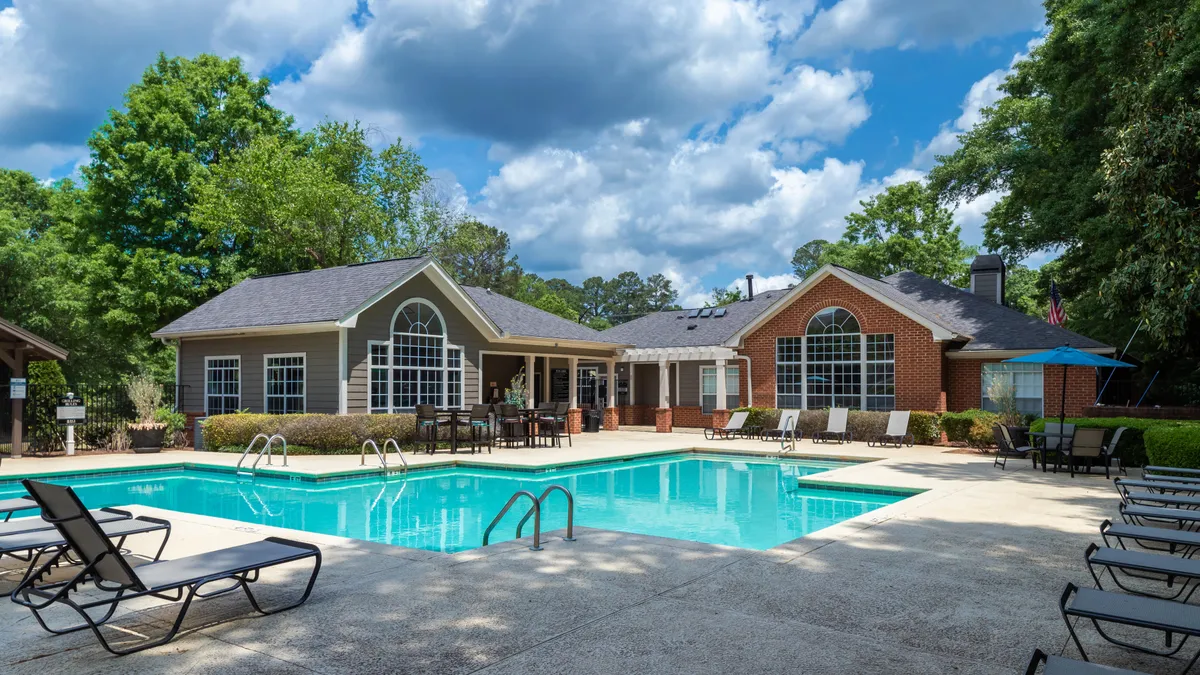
[1004,346,1134,428]
[807,375,828,382]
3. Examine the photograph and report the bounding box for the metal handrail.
[250,434,287,471]
[516,485,575,542]
[482,490,542,551]
[361,440,386,467]
[236,434,273,473]
[779,415,797,454]
[383,438,408,474]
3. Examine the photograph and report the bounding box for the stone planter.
[130,427,166,453]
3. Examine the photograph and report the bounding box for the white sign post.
[9,377,26,399]
[57,393,85,456]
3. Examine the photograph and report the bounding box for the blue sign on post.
[9,377,26,399]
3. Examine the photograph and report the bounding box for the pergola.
[617,346,743,410]
[0,317,68,458]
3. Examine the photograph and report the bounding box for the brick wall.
[619,404,655,425]
[947,359,1097,417]
[739,275,947,412]
[671,406,711,428]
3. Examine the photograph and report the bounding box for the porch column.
[568,357,581,434]
[9,346,24,458]
[542,356,550,403]
[712,358,730,430]
[524,354,535,407]
[603,359,619,430]
[656,359,672,433]
[628,362,636,407]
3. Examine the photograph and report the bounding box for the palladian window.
[774,307,896,411]
[368,299,464,412]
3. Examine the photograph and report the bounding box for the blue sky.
[0,0,1046,306]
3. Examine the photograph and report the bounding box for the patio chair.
[0,512,171,576]
[1100,518,1200,557]
[1059,582,1200,671]
[761,410,802,444]
[993,424,1033,470]
[704,411,748,440]
[415,404,439,454]
[813,408,851,444]
[460,404,493,454]
[1024,649,1149,675]
[0,495,37,521]
[496,404,525,448]
[1061,427,1106,477]
[1099,427,1129,478]
[549,402,571,448]
[1085,542,1200,602]
[11,479,321,656]
[534,402,557,448]
[868,410,913,448]
[1045,422,1075,453]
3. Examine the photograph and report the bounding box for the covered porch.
[477,350,621,432]
[0,317,69,458]
[616,346,748,433]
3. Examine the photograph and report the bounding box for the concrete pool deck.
[0,431,1176,673]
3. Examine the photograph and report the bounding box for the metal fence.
[0,382,188,455]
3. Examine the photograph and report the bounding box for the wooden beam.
[0,348,15,370]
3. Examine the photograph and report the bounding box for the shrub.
[127,374,164,427]
[794,409,828,437]
[734,407,940,445]
[908,411,941,445]
[733,407,778,430]
[203,413,419,452]
[941,409,999,448]
[1029,417,1196,468]
[846,411,890,440]
[1145,426,1200,469]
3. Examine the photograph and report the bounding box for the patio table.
[432,408,481,454]
[1028,431,1072,473]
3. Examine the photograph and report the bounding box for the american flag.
[1048,281,1067,326]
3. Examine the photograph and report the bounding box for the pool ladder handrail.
[482,490,543,551]
[779,414,798,454]
[236,433,287,477]
[516,485,575,542]
[361,438,407,474]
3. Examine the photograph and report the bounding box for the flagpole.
[1094,319,1142,405]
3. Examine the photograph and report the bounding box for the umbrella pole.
[1060,366,1068,428]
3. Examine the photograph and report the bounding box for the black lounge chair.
[1025,648,1149,674]
[1115,478,1200,496]
[813,408,851,444]
[1146,466,1200,479]
[761,409,802,444]
[869,410,914,448]
[1086,542,1200,602]
[1120,503,1200,531]
[1101,519,1200,557]
[1118,488,1200,510]
[0,496,37,521]
[1145,473,1200,486]
[1059,583,1200,672]
[11,480,322,656]
[704,411,749,440]
[993,423,1033,470]
[0,507,130,537]
[0,512,171,576]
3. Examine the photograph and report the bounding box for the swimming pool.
[0,454,914,553]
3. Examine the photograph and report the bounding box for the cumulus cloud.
[794,0,1044,55]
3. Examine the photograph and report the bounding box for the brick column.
[711,409,730,430]
[655,407,673,433]
[568,408,582,434]
[603,406,619,431]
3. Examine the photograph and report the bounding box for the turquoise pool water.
[0,454,910,553]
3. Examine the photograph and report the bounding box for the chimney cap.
[970,254,1005,273]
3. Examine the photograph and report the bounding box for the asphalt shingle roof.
[461,286,624,344]
[600,266,1109,352]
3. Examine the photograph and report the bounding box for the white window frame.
[700,364,740,414]
[368,340,391,413]
[263,352,306,414]
[864,334,895,412]
[775,337,804,409]
[446,344,464,409]
[391,298,449,411]
[204,355,241,416]
[804,307,862,410]
[982,362,1045,417]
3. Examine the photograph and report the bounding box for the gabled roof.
[599,288,793,348]
[606,264,1111,354]
[0,317,68,361]
[152,257,622,346]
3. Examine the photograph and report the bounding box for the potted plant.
[127,375,166,453]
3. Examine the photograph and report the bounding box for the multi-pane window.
[982,363,1043,416]
[205,357,240,416]
[392,300,445,410]
[700,365,740,414]
[775,337,804,408]
[447,348,463,408]
[369,342,390,412]
[264,354,305,414]
[806,307,861,409]
[578,368,598,406]
[864,334,895,411]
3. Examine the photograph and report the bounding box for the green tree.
[532,293,580,322]
[790,239,828,280]
[437,219,523,294]
[708,286,744,306]
[1004,263,1047,317]
[822,182,976,284]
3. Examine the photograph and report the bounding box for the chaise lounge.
[705,411,749,440]
[1059,582,1200,672]
[11,480,323,656]
[868,410,913,448]
[813,408,851,444]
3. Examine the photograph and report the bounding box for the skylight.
[713,308,727,317]
[687,309,700,318]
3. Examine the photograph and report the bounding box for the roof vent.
[699,308,712,318]
[687,309,700,318]
[713,308,727,317]
[746,274,754,300]
[686,323,698,330]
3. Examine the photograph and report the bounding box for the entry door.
[533,373,543,407]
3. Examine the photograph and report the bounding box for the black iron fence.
[0,382,188,455]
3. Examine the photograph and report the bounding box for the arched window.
[805,307,861,409]
[370,299,463,411]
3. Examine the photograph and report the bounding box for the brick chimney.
[969,255,1006,305]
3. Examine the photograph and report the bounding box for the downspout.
[737,354,752,407]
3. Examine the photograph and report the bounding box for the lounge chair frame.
[760,409,802,447]
[0,511,171,577]
[1059,583,1200,671]
[11,480,322,656]
[1024,648,1149,675]
[992,424,1033,470]
[813,408,851,444]
[868,410,913,449]
[1085,542,1200,602]
[1101,519,1200,558]
[704,411,750,441]
[1120,503,1200,532]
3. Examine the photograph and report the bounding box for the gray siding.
[178,332,339,414]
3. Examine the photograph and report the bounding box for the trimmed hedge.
[203,413,419,452]
[940,409,998,449]
[1028,416,1197,468]
[1145,426,1200,469]
[732,408,940,445]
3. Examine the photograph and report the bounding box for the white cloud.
[794,0,1044,55]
